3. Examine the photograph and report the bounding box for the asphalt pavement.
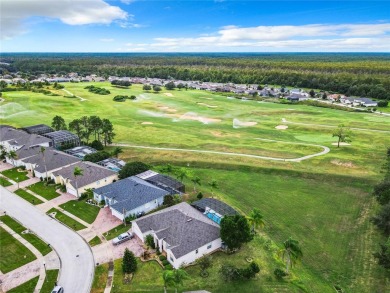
[0,186,94,293]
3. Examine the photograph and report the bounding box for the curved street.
[0,187,94,293]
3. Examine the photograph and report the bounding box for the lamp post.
[43,261,46,273]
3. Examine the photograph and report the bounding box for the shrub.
[378,100,389,107]
[59,185,67,192]
[159,255,166,261]
[197,192,203,200]
[143,84,151,91]
[274,268,288,280]
[84,151,110,163]
[100,199,106,206]
[162,260,170,266]
[90,140,104,151]
[164,264,173,270]
[118,162,149,179]
[145,234,156,249]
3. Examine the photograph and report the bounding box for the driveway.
[0,187,95,293]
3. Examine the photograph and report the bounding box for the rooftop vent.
[186,218,192,222]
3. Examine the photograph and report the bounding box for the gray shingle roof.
[52,161,116,188]
[0,126,27,142]
[8,133,52,147]
[23,149,81,173]
[191,198,238,217]
[134,203,220,259]
[94,176,169,213]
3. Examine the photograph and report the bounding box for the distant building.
[191,198,238,225]
[65,146,97,159]
[136,170,185,194]
[97,157,125,172]
[43,130,80,149]
[21,124,54,135]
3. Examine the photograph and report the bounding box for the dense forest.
[1,53,390,100]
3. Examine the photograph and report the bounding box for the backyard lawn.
[103,223,130,241]
[0,215,52,256]
[0,226,36,273]
[27,181,60,200]
[14,189,43,205]
[91,263,110,293]
[0,176,12,186]
[46,208,87,231]
[7,276,39,293]
[59,200,100,224]
[40,269,59,293]
[1,167,29,182]
[89,235,103,247]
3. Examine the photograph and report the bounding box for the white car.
[112,232,134,245]
[51,286,64,293]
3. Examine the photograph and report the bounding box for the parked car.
[112,232,134,245]
[51,286,64,293]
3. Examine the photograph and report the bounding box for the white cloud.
[120,0,136,4]
[125,23,390,52]
[1,0,128,39]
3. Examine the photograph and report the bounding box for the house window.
[195,249,198,254]
[170,256,174,262]
[207,244,212,249]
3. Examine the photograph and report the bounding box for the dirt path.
[61,89,87,102]
[112,139,330,162]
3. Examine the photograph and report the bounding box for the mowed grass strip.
[0,215,52,256]
[103,223,130,241]
[47,208,87,231]
[89,235,102,247]
[14,189,43,205]
[7,276,39,293]
[59,200,100,224]
[28,182,60,200]
[0,176,12,186]
[40,269,59,293]
[0,226,37,273]
[91,263,110,293]
[1,167,29,182]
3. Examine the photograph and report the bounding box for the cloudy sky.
[1,0,390,52]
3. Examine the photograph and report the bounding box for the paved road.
[0,187,94,293]
[113,138,330,162]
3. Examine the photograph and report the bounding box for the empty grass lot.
[91,263,110,293]
[59,200,100,224]
[46,208,87,231]
[0,215,52,256]
[0,176,12,186]
[40,269,59,293]
[0,226,36,273]
[89,236,102,247]
[1,167,29,182]
[7,276,39,293]
[14,189,43,205]
[103,223,130,241]
[27,182,60,200]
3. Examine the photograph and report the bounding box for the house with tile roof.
[132,202,222,269]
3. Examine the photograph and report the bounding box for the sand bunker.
[233,119,257,128]
[158,106,177,112]
[138,110,165,117]
[141,122,154,125]
[275,125,288,130]
[168,112,221,124]
[197,102,218,108]
[164,93,174,97]
[332,142,351,146]
[331,160,355,168]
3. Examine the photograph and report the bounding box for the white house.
[132,202,221,269]
[94,176,169,220]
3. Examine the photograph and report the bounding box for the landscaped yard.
[0,176,12,186]
[91,263,110,293]
[40,269,59,293]
[27,181,60,200]
[59,200,101,224]
[89,235,103,247]
[1,167,29,182]
[14,189,43,205]
[0,215,52,256]
[0,226,36,273]
[103,223,131,241]
[46,208,87,231]
[7,276,39,293]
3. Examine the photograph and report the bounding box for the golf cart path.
[61,89,87,101]
[281,118,390,134]
[0,187,94,293]
[112,138,330,162]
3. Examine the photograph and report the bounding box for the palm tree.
[173,269,189,293]
[8,150,18,166]
[111,146,123,158]
[247,208,265,234]
[0,145,6,160]
[73,166,84,198]
[176,167,188,183]
[191,176,201,192]
[162,270,175,293]
[280,237,303,274]
[40,146,48,181]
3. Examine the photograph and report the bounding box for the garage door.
[67,186,77,196]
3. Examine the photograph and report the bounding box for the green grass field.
[1,167,29,182]
[40,269,59,293]
[59,200,101,224]
[46,208,87,231]
[27,182,60,200]
[0,226,37,273]
[0,176,12,186]
[91,263,110,293]
[14,189,44,205]
[0,215,52,256]
[89,235,103,247]
[2,82,390,292]
[7,276,39,293]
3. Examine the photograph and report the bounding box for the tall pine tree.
[122,248,137,274]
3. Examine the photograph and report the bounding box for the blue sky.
[1,0,390,52]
